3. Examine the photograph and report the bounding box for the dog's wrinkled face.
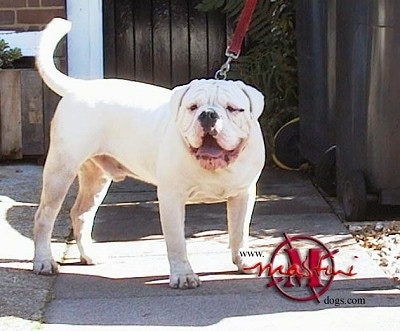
[171,79,264,170]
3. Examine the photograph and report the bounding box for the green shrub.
[0,39,23,69]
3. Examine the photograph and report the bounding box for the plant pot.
[0,69,59,161]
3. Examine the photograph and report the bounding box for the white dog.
[33,18,265,289]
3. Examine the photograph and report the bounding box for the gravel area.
[324,194,400,288]
[348,221,400,286]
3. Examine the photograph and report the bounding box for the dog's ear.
[235,81,265,120]
[170,82,193,120]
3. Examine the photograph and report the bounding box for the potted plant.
[0,38,48,160]
[0,36,64,161]
[0,39,60,164]
[0,39,24,159]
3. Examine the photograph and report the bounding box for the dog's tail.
[36,18,81,96]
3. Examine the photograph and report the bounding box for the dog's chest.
[186,181,247,203]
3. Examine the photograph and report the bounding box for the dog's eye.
[227,106,244,113]
[189,104,198,111]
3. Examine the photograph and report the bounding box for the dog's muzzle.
[199,110,219,136]
[189,133,244,171]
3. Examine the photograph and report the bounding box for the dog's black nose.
[199,110,220,134]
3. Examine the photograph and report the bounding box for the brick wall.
[0,0,66,31]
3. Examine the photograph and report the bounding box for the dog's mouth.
[189,134,242,170]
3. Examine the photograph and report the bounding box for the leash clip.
[215,50,238,80]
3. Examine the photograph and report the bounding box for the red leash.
[228,0,258,58]
[215,0,258,79]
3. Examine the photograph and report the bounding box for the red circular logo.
[267,234,335,302]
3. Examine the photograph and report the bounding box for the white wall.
[0,31,40,56]
[66,0,103,79]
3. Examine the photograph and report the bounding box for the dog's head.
[171,79,264,171]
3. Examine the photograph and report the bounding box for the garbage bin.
[273,0,336,195]
[297,0,336,195]
[336,0,400,220]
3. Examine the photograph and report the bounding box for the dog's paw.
[77,242,98,265]
[33,258,59,275]
[237,263,259,274]
[169,273,201,289]
[80,254,97,265]
[233,255,258,274]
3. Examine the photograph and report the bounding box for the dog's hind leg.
[33,150,79,275]
[70,159,112,265]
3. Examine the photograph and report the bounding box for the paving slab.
[0,164,76,330]
[43,289,400,330]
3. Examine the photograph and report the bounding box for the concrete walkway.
[42,168,399,330]
[0,164,399,330]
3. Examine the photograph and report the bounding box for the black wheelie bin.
[297,0,337,195]
[274,0,337,195]
[336,0,400,220]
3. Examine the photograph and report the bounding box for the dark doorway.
[103,0,229,88]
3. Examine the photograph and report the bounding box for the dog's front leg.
[227,183,257,273]
[158,188,201,289]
